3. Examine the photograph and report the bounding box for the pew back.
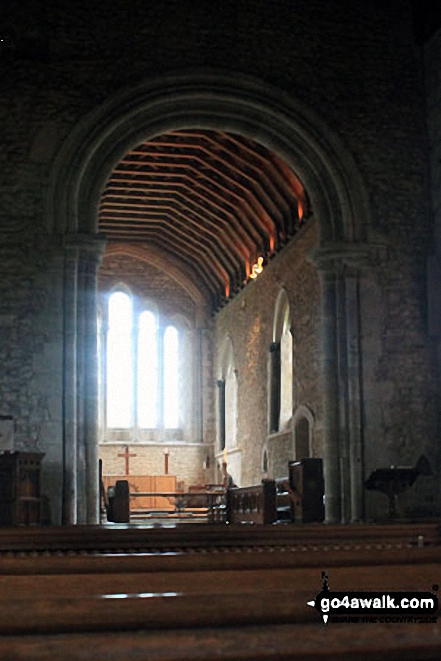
[0,523,440,660]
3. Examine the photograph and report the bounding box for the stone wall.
[100,442,209,490]
[0,238,65,520]
[212,220,322,486]
[0,0,439,520]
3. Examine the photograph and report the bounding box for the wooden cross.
[118,445,137,476]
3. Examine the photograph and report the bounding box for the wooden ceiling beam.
[131,140,283,224]
[159,131,291,217]
[100,208,243,277]
[217,131,296,209]
[111,165,271,246]
[101,193,251,262]
[99,129,309,310]
[123,153,279,237]
[105,177,259,251]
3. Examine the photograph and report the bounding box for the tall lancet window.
[270,290,293,433]
[105,290,182,432]
[163,326,179,429]
[137,310,158,429]
[106,291,133,428]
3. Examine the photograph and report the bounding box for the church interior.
[1,0,441,658]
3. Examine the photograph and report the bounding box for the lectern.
[0,451,44,525]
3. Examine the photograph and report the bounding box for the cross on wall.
[118,445,137,476]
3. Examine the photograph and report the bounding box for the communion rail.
[106,482,226,524]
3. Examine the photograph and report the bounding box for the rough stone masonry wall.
[100,443,208,490]
[0,0,438,518]
[425,28,441,254]
[0,239,65,519]
[212,220,322,487]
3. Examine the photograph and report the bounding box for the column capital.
[63,233,107,265]
[309,242,386,274]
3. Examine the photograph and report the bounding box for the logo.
[307,572,438,624]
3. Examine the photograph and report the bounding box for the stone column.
[317,268,341,523]
[313,243,371,524]
[345,270,365,522]
[62,241,79,524]
[76,235,106,524]
[76,254,87,523]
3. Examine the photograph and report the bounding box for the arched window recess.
[292,405,314,460]
[217,336,238,453]
[269,289,293,433]
[102,287,186,439]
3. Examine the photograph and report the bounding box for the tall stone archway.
[48,69,372,524]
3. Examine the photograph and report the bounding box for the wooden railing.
[226,480,277,524]
[106,482,226,524]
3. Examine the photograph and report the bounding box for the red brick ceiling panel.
[99,129,308,309]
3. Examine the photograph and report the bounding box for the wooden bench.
[0,523,439,659]
[0,521,439,553]
[1,620,441,661]
[0,523,439,601]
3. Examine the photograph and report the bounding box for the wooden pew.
[1,621,441,661]
[0,521,439,554]
[0,549,439,659]
[0,545,440,598]
[0,523,439,597]
[0,523,439,659]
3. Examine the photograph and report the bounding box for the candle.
[164,448,169,475]
[223,447,227,465]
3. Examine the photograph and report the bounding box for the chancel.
[1,0,441,658]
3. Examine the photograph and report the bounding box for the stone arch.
[272,288,293,432]
[219,336,238,451]
[51,69,372,523]
[103,244,209,327]
[293,405,315,460]
[47,69,371,243]
[219,335,236,380]
[273,288,291,344]
[217,335,240,485]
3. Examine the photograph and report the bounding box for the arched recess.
[217,335,241,486]
[292,405,315,460]
[48,70,370,242]
[49,69,371,524]
[272,289,293,432]
[219,336,238,451]
[103,244,209,328]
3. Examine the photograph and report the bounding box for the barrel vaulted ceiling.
[99,129,308,311]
